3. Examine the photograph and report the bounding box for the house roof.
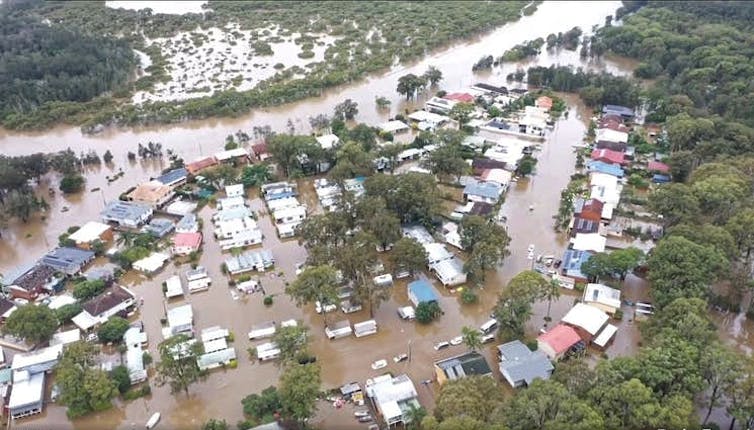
[561,249,593,279]
[571,233,606,253]
[538,324,581,354]
[225,184,245,197]
[590,148,625,165]
[407,110,448,124]
[481,168,512,185]
[315,134,340,149]
[68,222,111,244]
[497,340,553,385]
[224,250,274,273]
[173,232,202,249]
[8,371,44,410]
[50,328,81,347]
[408,279,438,303]
[167,304,193,328]
[472,158,507,173]
[133,252,170,273]
[593,323,618,348]
[155,168,188,186]
[562,303,609,335]
[0,298,16,317]
[176,214,198,231]
[572,217,599,234]
[145,218,175,237]
[214,148,249,161]
[127,181,172,204]
[11,344,63,372]
[574,198,604,217]
[596,128,628,144]
[602,104,634,117]
[378,120,410,133]
[587,160,624,178]
[472,83,508,95]
[535,96,553,109]
[652,174,671,183]
[469,202,494,216]
[8,265,57,292]
[444,92,475,103]
[435,351,492,380]
[185,156,218,174]
[584,283,622,309]
[647,160,670,173]
[101,201,152,222]
[40,247,95,272]
[464,180,503,200]
[165,200,198,216]
[82,286,134,317]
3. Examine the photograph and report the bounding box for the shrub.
[460,288,478,304]
[263,296,273,306]
[613,309,624,321]
[110,365,131,394]
[228,359,238,369]
[142,351,153,366]
[97,317,130,344]
[415,301,442,324]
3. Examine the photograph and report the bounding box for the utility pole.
[408,339,413,363]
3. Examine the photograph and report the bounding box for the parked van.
[480,318,498,334]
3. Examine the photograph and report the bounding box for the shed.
[248,321,276,340]
[407,279,438,307]
[325,320,352,340]
[593,324,618,349]
[353,319,377,338]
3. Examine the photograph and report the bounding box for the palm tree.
[116,231,136,247]
[461,326,482,351]
[404,405,427,430]
[542,280,561,327]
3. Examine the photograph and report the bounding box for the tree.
[641,298,716,347]
[242,386,282,424]
[580,253,612,281]
[375,96,391,109]
[202,419,229,430]
[110,365,131,394]
[267,134,320,177]
[607,247,643,280]
[4,304,58,344]
[364,173,442,225]
[725,208,754,259]
[415,301,442,324]
[278,363,321,424]
[390,237,427,276]
[55,303,83,324]
[647,183,700,228]
[516,155,537,176]
[156,334,205,396]
[308,114,331,132]
[647,236,727,308]
[669,223,737,260]
[433,376,506,423]
[97,317,130,344]
[271,325,309,364]
[460,216,511,284]
[57,341,118,418]
[552,359,596,398]
[2,189,47,222]
[59,172,85,193]
[73,279,107,301]
[726,356,754,430]
[448,102,474,130]
[329,141,373,180]
[423,142,469,181]
[504,379,603,430]
[201,165,238,189]
[423,66,443,86]
[348,123,378,150]
[103,150,114,163]
[285,266,339,325]
[493,271,548,339]
[541,279,560,324]
[460,326,482,351]
[240,164,272,188]
[691,176,747,224]
[700,343,742,424]
[334,99,359,120]
[397,73,424,100]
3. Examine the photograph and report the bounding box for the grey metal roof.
[463,180,502,200]
[101,201,151,222]
[498,340,553,385]
[40,247,95,273]
[435,351,492,381]
[155,168,188,186]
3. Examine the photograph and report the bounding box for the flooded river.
[0,2,661,429]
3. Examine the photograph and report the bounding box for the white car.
[315,301,336,314]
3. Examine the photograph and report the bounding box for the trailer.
[256,342,281,361]
[353,319,378,338]
[248,321,276,340]
[325,320,352,340]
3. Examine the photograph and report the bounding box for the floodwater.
[0,2,665,429]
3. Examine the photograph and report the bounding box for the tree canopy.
[3,303,58,344]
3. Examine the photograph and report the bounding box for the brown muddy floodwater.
[0,2,661,429]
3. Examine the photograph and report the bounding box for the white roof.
[217,196,246,210]
[431,257,467,286]
[126,346,145,374]
[203,338,228,354]
[584,283,621,310]
[423,243,453,263]
[596,128,628,144]
[68,221,110,243]
[225,184,245,197]
[165,200,198,216]
[593,323,618,347]
[571,233,607,253]
[408,110,448,124]
[277,223,300,235]
[371,374,418,416]
[72,311,98,331]
[50,328,81,347]
[562,303,609,335]
[601,203,615,220]
[590,172,619,189]
[483,140,527,166]
[47,294,77,310]
[165,275,184,298]
[316,134,340,149]
[214,147,248,161]
[11,344,63,371]
[398,148,423,159]
[167,304,193,328]
[8,371,44,410]
[379,120,410,133]
[483,168,512,186]
[201,326,229,343]
[273,205,306,220]
[214,217,259,237]
[267,197,301,212]
[133,252,170,273]
[124,326,148,346]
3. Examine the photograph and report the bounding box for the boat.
[354,410,370,418]
[61,206,69,213]
[449,336,463,346]
[434,341,450,351]
[371,359,387,370]
[146,412,161,429]
[393,353,408,363]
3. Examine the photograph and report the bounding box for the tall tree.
[423,142,469,181]
[156,334,205,396]
[396,73,424,100]
[333,99,359,120]
[423,66,443,86]
[285,266,339,325]
[57,341,118,418]
[433,376,506,423]
[492,271,548,339]
[700,343,741,425]
[503,379,604,430]
[279,363,321,425]
[647,183,700,228]
[448,102,475,130]
[390,237,428,276]
[460,326,482,351]
[3,304,58,344]
[271,325,309,365]
[725,208,754,259]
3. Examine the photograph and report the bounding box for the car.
[481,333,496,344]
[434,341,450,351]
[354,411,370,418]
[358,416,374,423]
[397,306,415,320]
[315,301,336,314]
[371,359,388,370]
[86,333,99,342]
[449,336,463,346]
[393,353,408,363]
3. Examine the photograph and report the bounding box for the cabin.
[433,351,492,385]
[164,275,184,299]
[256,342,281,361]
[214,216,258,239]
[430,257,467,287]
[101,201,153,228]
[353,319,378,338]
[537,323,583,361]
[218,229,263,250]
[248,321,276,340]
[67,222,114,250]
[224,250,274,275]
[186,266,211,294]
[272,205,306,225]
[325,320,352,340]
[497,341,553,388]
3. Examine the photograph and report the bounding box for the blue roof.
[463,180,502,200]
[408,279,438,303]
[156,168,188,186]
[562,249,593,280]
[652,174,671,183]
[587,160,624,178]
[41,247,95,273]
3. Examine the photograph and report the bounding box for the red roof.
[173,232,203,249]
[582,198,604,215]
[538,323,581,354]
[251,142,269,156]
[536,96,553,109]
[598,121,629,133]
[186,156,218,175]
[590,148,625,165]
[647,161,669,174]
[444,92,475,103]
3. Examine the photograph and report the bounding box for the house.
[517,109,547,137]
[126,344,147,384]
[155,167,189,188]
[166,304,194,337]
[471,83,508,95]
[598,115,629,131]
[463,179,503,204]
[590,148,625,165]
[537,324,583,361]
[378,120,410,134]
[272,205,306,225]
[186,156,218,175]
[431,257,467,287]
[444,92,475,103]
[425,96,458,114]
[72,286,136,331]
[497,340,553,388]
[214,216,259,240]
[214,148,249,163]
[8,371,45,419]
[596,128,628,145]
[570,216,600,237]
[266,197,300,212]
[127,181,175,209]
[402,225,435,245]
[172,232,203,256]
[595,139,628,152]
[602,104,634,120]
[5,264,62,301]
[561,249,593,283]
[482,139,528,167]
[46,294,76,311]
[315,134,340,150]
[186,266,211,294]
[176,214,199,233]
[407,110,449,128]
[224,250,274,275]
[132,252,170,274]
[213,206,253,223]
[165,200,198,217]
[40,247,95,275]
[67,222,113,249]
[407,279,438,307]
[647,160,670,174]
[586,160,624,178]
[216,196,246,211]
[433,351,492,385]
[573,198,604,223]
[11,344,64,374]
[571,233,607,253]
[197,345,237,370]
[481,168,512,189]
[442,222,463,250]
[101,201,153,228]
[262,182,297,201]
[366,374,421,427]
[164,275,184,299]
[0,298,17,322]
[561,303,609,342]
[50,328,81,347]
[424,243,453,266]
[472,158,507,175]
[225,184,245,198]
[218,228,263,250]
[583,283,621,314]
[144,218,175,238]
[535,96,553,111]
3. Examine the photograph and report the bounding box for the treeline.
[522,65,640,108]
[0,10,135,124]
[500,38,544,62]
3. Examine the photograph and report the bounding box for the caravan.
[248,321,276,340]
[353,320,378,338]
[325,320,353,340]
